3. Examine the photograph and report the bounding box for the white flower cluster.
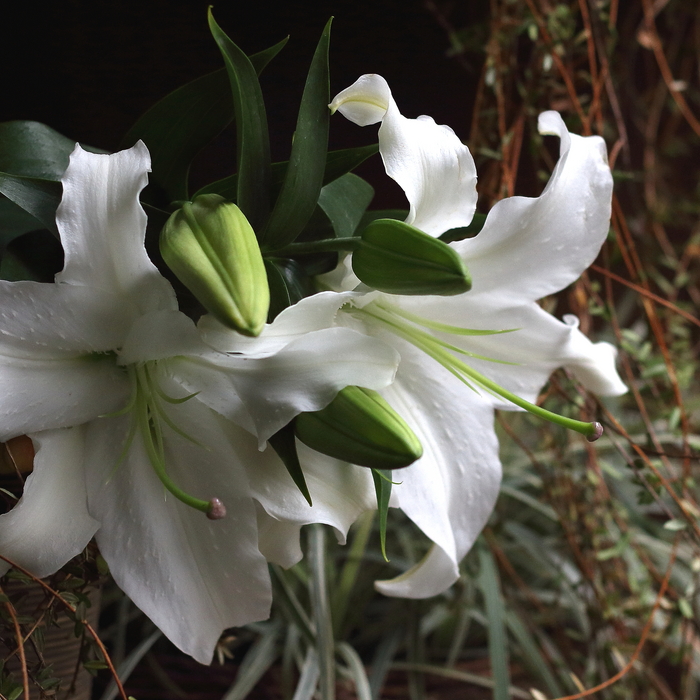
[0,75,625,664]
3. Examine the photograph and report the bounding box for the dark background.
[0,0,486,208]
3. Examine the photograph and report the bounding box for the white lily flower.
[0,142,399,663]
[253,74,627,599]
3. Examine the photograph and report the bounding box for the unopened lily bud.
[353,218,472,296]
[295,386,423,469]
[160,194,270,336]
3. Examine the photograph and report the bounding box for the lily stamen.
[131,364,226,519]
[356,302,604,442]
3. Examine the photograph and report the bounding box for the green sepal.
[294,386,423,470]
[262,18,332,248]
[353,218,472,296]
[372,469,392,562]
[120,39,287,205]
[160,194,269,336]
[208,9,271,230]
[264,257,316,322]
[268,423,312,507]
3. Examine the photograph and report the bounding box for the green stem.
[308,525,335,700]
[267,237,361,257]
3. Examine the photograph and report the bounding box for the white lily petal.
[249,440,375,559]
[198,290,356,355]
[374,340,501,597]
[380,107,477,236]
[375,544,460,598]
[0,428,98,578]
[56,142,176,313]
[181,325,399,446]
[455,111,613,302]
[391,295,626,407]
[331,74,478,236]
[118,309,212,365]
[329,74,391,126]
[85,397,271,665]
[0,281,132,354]
[0,352,130,442]
[561,315,628,395]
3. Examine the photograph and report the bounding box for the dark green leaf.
[120,38,287,204]
[322,144,378,185]
[0,196,45,245]
[208,9,271,229]
[372,469,392,561]
[0,173,61,234]
[195,145,378,203]
[0,121,103,180]
[263,19,332,248]
[319,173,374,239]
[264,257,315,321]
[268,423,312,506]
[477,542,510,700]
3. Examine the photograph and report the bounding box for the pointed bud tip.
[206,498,227,520]
[586,422,604,442]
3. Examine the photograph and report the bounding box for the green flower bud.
[352,218,472,296]
[294,386,423,469]
[160,194,270,336]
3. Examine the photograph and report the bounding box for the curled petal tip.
[206,498,227,520]
[587,422,604,442]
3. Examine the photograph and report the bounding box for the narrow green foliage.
[318,173,374,239]
[0,173,61,236]
[262,19,332,248]
[372,469,392,561]
[268,422,312,506]
[477,542,510,700]
[121,39,287,204]
[264,257,316,321]
[208,9,271,230]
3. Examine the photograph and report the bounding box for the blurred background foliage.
[0,0,699,698]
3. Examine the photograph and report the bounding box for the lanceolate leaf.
[0,173,61,235]
[372,469,392,561]
[0,197,46,245]
[193,144,378,203]
[264,257,316,321]
[121,40,288,205]
[0,121,104,181]
[208,9,271,230]
[477,542,511,700]
[319,173,374,239]
[262,19,332,248]
[267,422,312,507]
